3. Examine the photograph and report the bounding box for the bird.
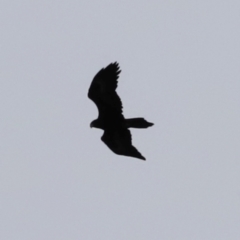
[88,62,153,160]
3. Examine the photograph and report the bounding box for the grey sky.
[1,0,240,239]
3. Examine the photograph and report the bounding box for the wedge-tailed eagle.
[88,62,153,160]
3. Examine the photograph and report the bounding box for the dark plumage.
[88,62,153,160]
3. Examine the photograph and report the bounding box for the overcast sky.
[1,0,240,239]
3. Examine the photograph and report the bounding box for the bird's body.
[88,62,153,160]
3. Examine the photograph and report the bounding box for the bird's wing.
[88,62,122,114]
[88,62,124,121]
[101,128,146,160]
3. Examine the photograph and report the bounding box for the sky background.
[1,0,240,239]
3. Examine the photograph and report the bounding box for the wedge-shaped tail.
[125,118,154,129]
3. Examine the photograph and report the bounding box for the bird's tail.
[125,118,154,129]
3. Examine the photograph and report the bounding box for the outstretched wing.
[88,62,124,122]
[101,128,146,160]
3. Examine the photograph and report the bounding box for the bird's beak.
[90,123,93,128]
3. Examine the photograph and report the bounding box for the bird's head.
[90,119,103,129]
[90,119,98,128]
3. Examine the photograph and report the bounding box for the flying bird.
[88,62,153,160]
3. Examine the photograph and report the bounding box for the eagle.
[88,62,153,160]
